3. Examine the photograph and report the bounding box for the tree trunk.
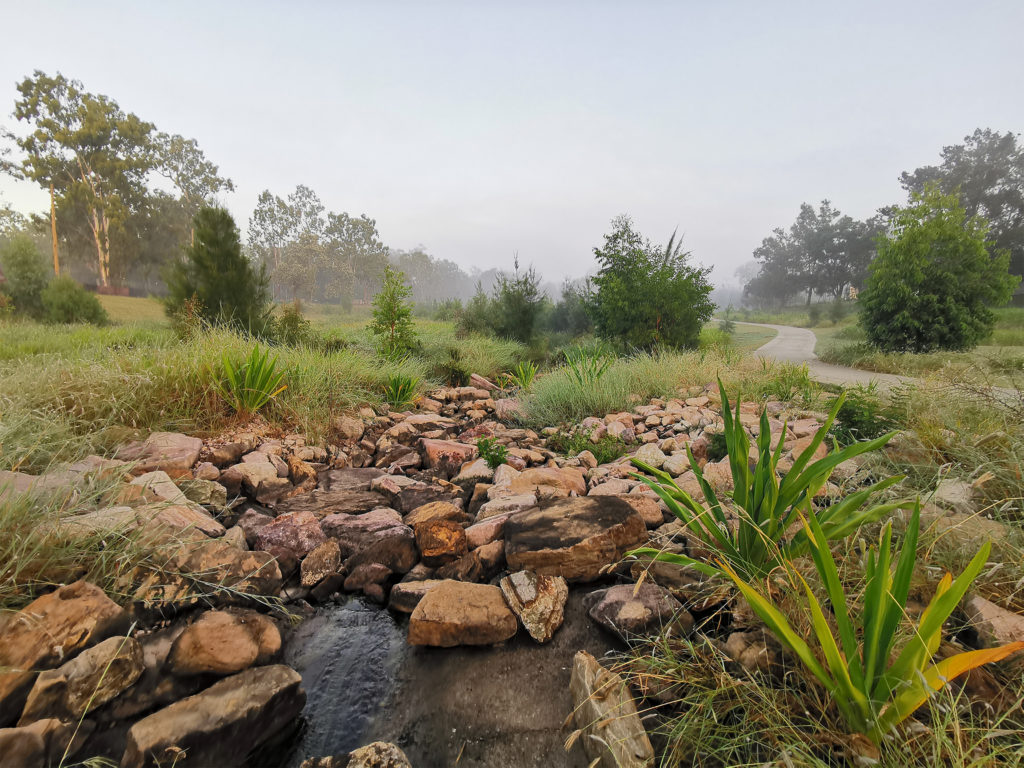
[49,184,60,277]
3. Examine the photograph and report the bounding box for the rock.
[499,571,568,643]
[162,537,283,598]
[723,629,783,677]
[420,439,476,478]
[388,579,445,613]
[254,510,326,561]
[344,564,393,602]
[180,479,228,508]
[370,474,458,514]
[118,432,203,479]
[194,462,221,481]
[451,458,495,490]
[588,478,633,496]
[415,519,468,567]
[222,461,278,496]
[408,581,518,647]
[606,420,635,443]
[934,478,975,513]
[222,525,248,550]
[493,398,524,421]
[508,467,586,499]
[348,741,413,767]
[662,452,690,477]
[618,495,664,528]
[403,501,470,530]
[321,508,418,574]
[136,502,226,538]
[465,513,512,549]
[167,610,280,676]
[504,496,648,583]
[569,650,654,768]
[789,435,828,462]
[476,493,537,521]
[918,504,1018,560]
[301,539,342,588]
[121,665,305,768]
[236,508,275,547]
[0,581,129,727]
[205,441,249,467]
[964,595,1024,649]
[130,470,189,504]
[633,444,667,469]
[333,415,366,442]
[0,718,92,768]
[18,635,142,724]
[583,583,693,639]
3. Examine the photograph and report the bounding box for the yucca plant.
[383,373,419,410]
[629,380,903,581]
[505,360,538,391]
[563,343,613,388]
[721,503,1024,744]
[213,345,287,416]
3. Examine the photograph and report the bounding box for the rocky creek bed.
[2,380,1022,767]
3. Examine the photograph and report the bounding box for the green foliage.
[718,308,737,336]
[274,300,317,347]
[213,345,288,415]
[369,265,417,357]
[476,436,509,469]
[547,279,593,336]
[0,235,50,317]
[589,215,714,349]
[829,300,848,325]
[490,258,544,343]
[721,504,1024,744]
[434,346,470,387]
[807,303,823,326]
[629,381,903,581]
[705,430,728,462]
[455,284,493,337]
[829,384,897,446]
[504,360,538,391]
[547,430,627,465]
[383,372,419,410]
[563,343,613,388]
[860,186,1020,353]
[432,298,463,321]
[40,276,109,325]
[166,207,272,333]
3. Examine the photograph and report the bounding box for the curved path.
[742,321,913,389]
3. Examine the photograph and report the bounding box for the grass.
[96,294,166,324]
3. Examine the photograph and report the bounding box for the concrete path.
[743,321,913,389]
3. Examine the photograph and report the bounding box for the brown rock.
[0,718,92,768]
[499,571,568,643]
[344,564,393,603]
[415,519,468,567]
[347,741,413,767]
[121,665,305,768]
[301,539,342,588]
[0,581,128,726]
[321,508,418,574]
[617,495,664,528]
[408,581,517,647]
[334,415,366,442]
[420,438,477,478]
[167,610,281,677]
[254,510,326,560]
[583,583,693,639]
[403,501,469,530]
[388,580,445,613]
[465,513,512,549]
[118,432,203,479]
[964,594,1024,648]
[504,496,647,583]
[508,467,586,499]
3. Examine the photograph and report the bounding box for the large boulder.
[120,665,305,768]
[507,467,586,500]
[0,581,129,726]
[321,508,418,574]
[408,581,517,647]
[569,651,654,768]
[118,432,203,479]
[420,439,476,478]
[583,583,693,639]
[499,571,568,643]
[18,635,143,724]
[0,718,92,767]
[504,497,647,582]
[167,610,280,676]
[254,511,326,561]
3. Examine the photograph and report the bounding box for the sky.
[1,0,1023,286]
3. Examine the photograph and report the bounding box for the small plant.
[719,308,737,335]
[829,383,897,446]
[629,380,904,581]
[704,430,728,462]
[505,360,538,391]
[369,265,417,357]
[213,345,288,416]
[807,303,823,326]
[382,373,419,410]
[435,346,470,387]
[721,503,1024,744]
[477,436,509,469]
[547,429,627,465]
[274,300,316,347]
[170,294,206,340]
[564,343,613,388]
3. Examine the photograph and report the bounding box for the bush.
[705,430,728,462]
[41,277,109,325]
[489,258,545,343]
[432,298,463,321]
[0,235,49,318]
[434,346,470,386]
[212,345,288,416]
[369,265,417,357]
[829,384,897,445]
[807,303,823,326]
[383,373,419,410]
[476,436,508,469]
[718,307,737,335]
[588,215,714,349]
[547,430,627,465]
[456,284,494,337]
[828,299,847,325]
[504,360,538,391]
[860,185,1020,352]
[166,207,273,333]
[274,300,317,347]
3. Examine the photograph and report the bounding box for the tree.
[589,215,713,349]
[7,71,155,287]
[489,257,544,343]
[41,276,108,324]
[153,132,234,220]
[369,265,416,356]
[548,278,593,336]
[860,186,1019,353]
[0,234,50,317]
[901,129,1024,277]
[165,207,271,332]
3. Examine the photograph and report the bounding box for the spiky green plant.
[382,373,419,410]
[563,343,613,388]
[721,503,1024,743]
[505,360,538,391]
[213,345,287,415]
[629,380,903,581]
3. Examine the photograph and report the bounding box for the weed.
[476,436,508,469]
[705,431,728,462]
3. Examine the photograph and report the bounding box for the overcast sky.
[2,0,1022,285]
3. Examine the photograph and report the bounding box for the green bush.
[828,300,847,325]
[705,430,728,462]
[476,436,509,469]
[383,372,419,410]
[41,277,109,325]
[807,304,823,326]
[274,300,317,347]
[369,265,417,357]
[504,360,538,391]
[434,346,470,386]
[213,345,288,416]
[166,207,273,333]
[860,185,1020,352]
[0,235,50,318]
[829,384,897,445]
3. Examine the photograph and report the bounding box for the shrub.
[476,436,508,469]
[807,303,823,326]
[718,308,737,335]
[829,384,897,445]
[0,235,49,317]
[504,360,538,392]
[432,298,463,321]
[274,300,317,347]
[166,207,273,333]
[213,345,288,416]
[828,299,847,325]
[705,430,728,462]
[563,343,613,388]
[41,277,109,325]
[548,430,627,465]
[629,380,903,581]
[369,265,417,357]
[434,346,470,387]
[722,503,1024,744]
[489,258,545,343]
[860,185,1020,352]
[588,215,714,349]
[456,284,494,337]
[547,279,593,336]
[383,373,419,410]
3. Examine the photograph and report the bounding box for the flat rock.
[964,594,1024,648]
[569,650,654,768]
[388,579,445,613]
[121,665,305,768]
[476,493,537,520]
[420,439,476,477]
[583,583,693,639]
[500,571,568,643]
[504,497,647,582]
[322,508,418,574]
[0,718,92,767]
[254,510,326,561]
[167,610,280,676]
[403,501,469,530]
[118,432,203,479]
[408,581,517,647]
[451,458,495,490]
[301,539,342,588]
[508,467,586,499]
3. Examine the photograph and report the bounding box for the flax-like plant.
[383,373,419,410]
[213,345,288,416]
[505,360,538,391]
[629,380,903,581]
[721,503,1024,744]
[563,343,613,388]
